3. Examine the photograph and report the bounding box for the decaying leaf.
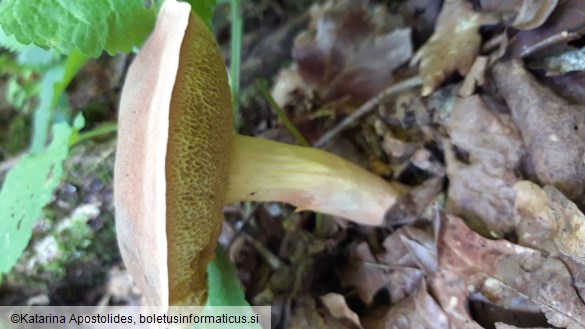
[411,0,494,96]
[385,176,443,226]
[363,280,450,329]
[514,180,585,258]
[339,241,424,305]
[291,295,353,329]
[380,228,421,268]
[399,226,438,274]
[429,270,485,329]
[513,180,585,302]
[479,0,524,17]
[438,215,585,328]
[292,0,412,103]
[271,64,312,109]
[492,60,585,204]
[541,70,585,104]
[513,181,558,253]
[320,293,363,329]
[397,0,443,43]
[512,0,559,30]
[505,0,585,58]
[470,294,550,328]
[339,242,391,304]
[445,95,524,236]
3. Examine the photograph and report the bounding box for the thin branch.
[519,30,582,58]
[313,76,423,148]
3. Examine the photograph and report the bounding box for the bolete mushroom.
[114,0,401,307]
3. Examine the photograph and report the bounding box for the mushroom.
[114,0,401,307]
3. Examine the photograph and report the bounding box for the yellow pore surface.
[166,12,233,305]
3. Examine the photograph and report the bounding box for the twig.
[362,261,421,272]
[313,76,423,148]
[519,30,583,58]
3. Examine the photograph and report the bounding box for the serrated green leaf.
[0,25,26,51]
[1,26,62,73]
[0,0,156,57]
[0,119,84,275]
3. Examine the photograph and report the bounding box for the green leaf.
[229,0,243,130]
[0,118,84,275]
[0,0,156,57]
[184,0,217,29]
[0,25,26,51]
[207,245,249,306]
[30,50,88,154]
[205,246,261,329]
[0,25,62,71]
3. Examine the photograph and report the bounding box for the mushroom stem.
[226,134,401,226]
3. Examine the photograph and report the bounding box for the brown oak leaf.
[445,95,524,236]
[492,60,585,204]
[411,0,494,96]
[292,0,412,103]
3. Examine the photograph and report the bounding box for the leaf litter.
[217,0,585,327]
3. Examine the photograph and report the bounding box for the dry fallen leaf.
[399,226,438,274]
[437,215,585,328]
[479,0,524,17]
[292,0,412,103]
[271,64,312,109]
[541,70,585,104]
[363,280,450,329]
[492,60,585,204]
[290,295,351,329]
[445,95,524,236]
[513,180,585,302]
[411,0,493,96]
[397,0,442,44]
[320,293,363,329]
[429,269,485,329]
[514,180,585,258]
[505,0,585,58]
[385,176,443,226]
[339,242,392,304]
[512,0,559,30]
[470,293,550,328]
[339,241,424,305]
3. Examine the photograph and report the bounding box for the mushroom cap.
[114,0,233,306]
